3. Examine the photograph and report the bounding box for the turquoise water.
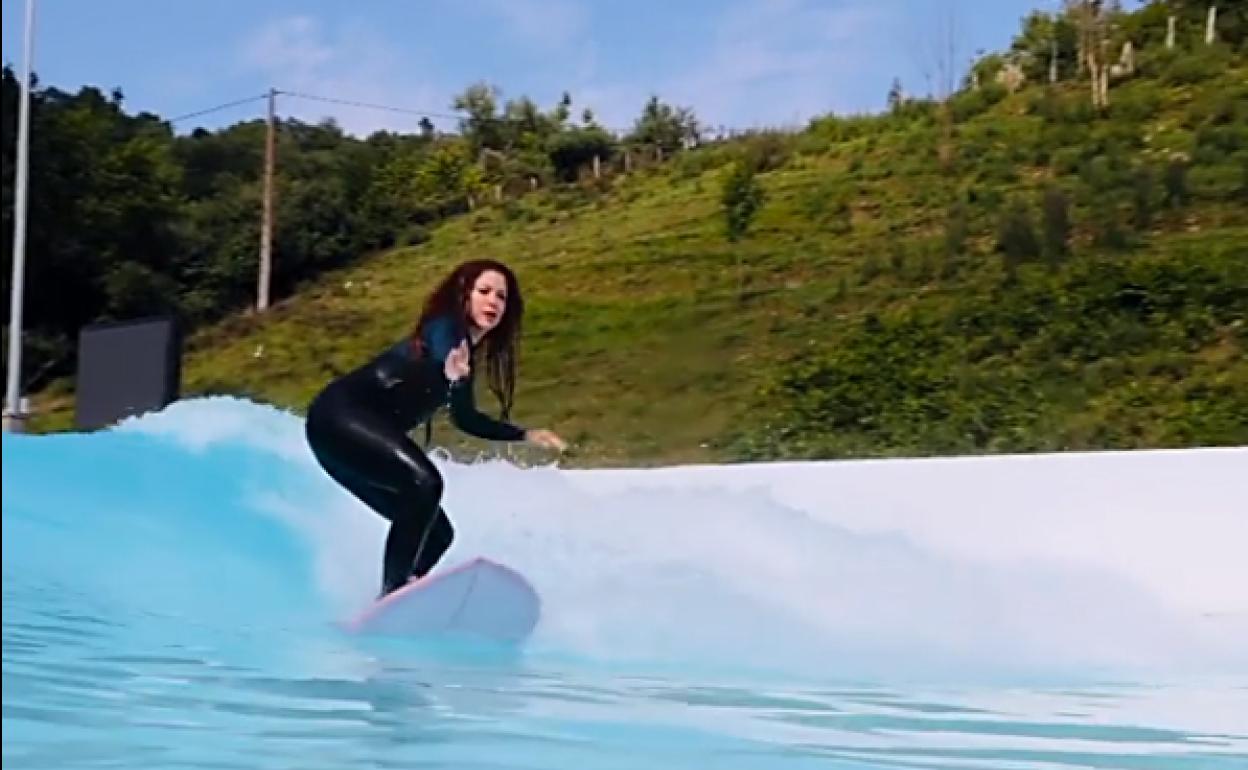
[4,398,1246,769]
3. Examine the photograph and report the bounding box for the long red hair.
[410,259,524,418]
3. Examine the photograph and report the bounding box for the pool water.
[4,398,1246,769]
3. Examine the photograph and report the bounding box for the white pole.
[257,87,275,312]
[4,0,35,433]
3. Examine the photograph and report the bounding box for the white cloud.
[236,16,451,137]
[461,0,601,114]
[231,1,904,138]
[239,16,335,83]
[571,81,649,134]
[675,0,900,128]
[575,0,901,134]
[472,0,590,51]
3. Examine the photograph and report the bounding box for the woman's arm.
[448,377,527,441]
[429,316,563,448]
[421,316,461,365]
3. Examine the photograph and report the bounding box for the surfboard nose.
[347,557,540,643]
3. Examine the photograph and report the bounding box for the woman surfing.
[304,259,567,597]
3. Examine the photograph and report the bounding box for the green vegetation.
[6,2,1246,466]
[734,240,1247,459]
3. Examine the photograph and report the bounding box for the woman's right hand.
[444,341,471,382]
[525,429,568,453]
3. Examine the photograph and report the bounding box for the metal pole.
[257,87,275,312]
[4,0,35,433]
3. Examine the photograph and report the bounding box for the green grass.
[29,57,1248,467]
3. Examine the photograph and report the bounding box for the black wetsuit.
[304,315,526,596]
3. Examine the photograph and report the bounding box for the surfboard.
[345,557,540,643]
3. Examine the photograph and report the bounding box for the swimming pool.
[4,398,1246,768]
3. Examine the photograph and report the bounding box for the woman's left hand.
[444,341,471,382]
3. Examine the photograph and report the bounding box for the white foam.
[566,448,1248,617]
[116,398,1248,678]
[115,395,312,463]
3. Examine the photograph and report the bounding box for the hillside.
[23,8,1248,467]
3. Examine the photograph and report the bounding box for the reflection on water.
[5,588,1246,770]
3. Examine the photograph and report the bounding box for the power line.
[168,88,765,139]
[169,93,269,124]
[280,90,461,123]
[279,89,639,135]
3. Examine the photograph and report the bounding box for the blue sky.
[2,0,1073,137]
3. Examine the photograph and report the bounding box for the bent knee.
[422,469,445,503]
[437,514,455,545]
[399,455,444,503]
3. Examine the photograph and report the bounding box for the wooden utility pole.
[258,87,276,312]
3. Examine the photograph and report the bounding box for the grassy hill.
[29,28,1247,467]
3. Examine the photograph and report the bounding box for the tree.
[721,162,766,299]
[415,140,486,213]
[909,0,965,101]
[721,162,765,242]
[887,78,905,111]
[1067,0,1112,109]
[628,96,700,155]
[452,82,504,152]
[1011,10,1080,82]
[547,127,615,182]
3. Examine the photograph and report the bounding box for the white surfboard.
[345,557,540,643]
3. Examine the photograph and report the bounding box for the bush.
[792,131,834,156]
[737,130,794,173]
[978,155,1021,184]
[944,200,969,260]
[1164,159,1189,207]
[1162,45,1234,86]
[1093,210,1133,251]
[1188,162,1246,201]
[1041,186,1071,266]
[396,224,430,247]
[1132,165,1157,230]
[807,114,882,145]
[1193,124,1248,164]
[949,84,1008,123]
[1109,85,1163,123]
[1240,155,1248,203]
[885,98,938,128]
[1089,120,1145,156]
[672,144,735,179]
[546,127,615,182]
[1195,86,1248,128]
[1051,146,1084,175]
[798,179,852,233]
[1026,87,1061,121]
[732,249,1248,458]
[1143,126,1197,163]
[721,162,766,242]
[997,198,1040,279]
[1081,152,1132,193]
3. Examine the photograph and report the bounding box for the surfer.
[304,259,567,597]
